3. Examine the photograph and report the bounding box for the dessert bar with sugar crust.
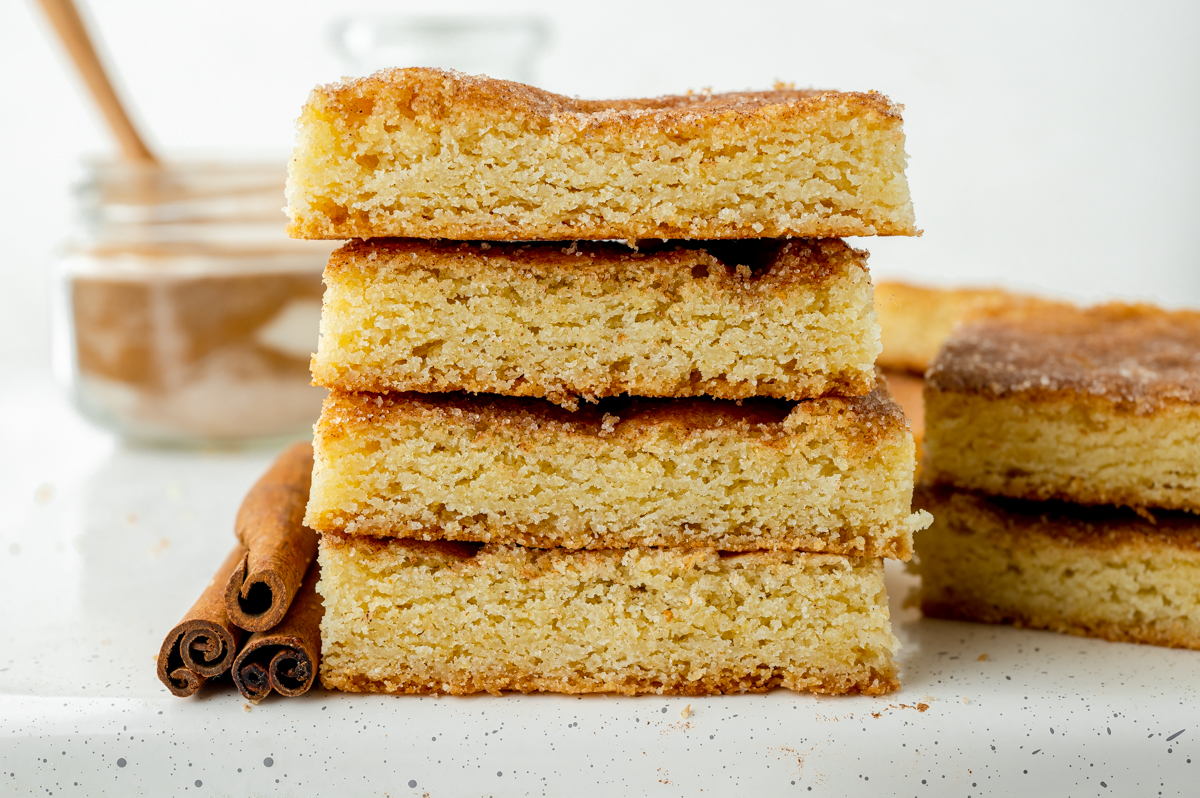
[873,280,1063,374]
[317,534,899,696]
[313,238,880,407]
[913,486,1200,650]
[923,303,1200,512]
[286,68,916,241]
[306,377,929,558]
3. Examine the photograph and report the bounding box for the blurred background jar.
[54,157,337,445]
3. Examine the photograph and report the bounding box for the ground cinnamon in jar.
[57,159,336,443]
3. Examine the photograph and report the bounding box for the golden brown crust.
[319,528,883,563]
[338,524,909,558]
[325,388,782,430]
[921,600,1200,651]
[328,237,865,292]
[318,530,898,575]
[320,665,899,697]
[311,68,901,123]
[292,213,909,243]
[927,302,1200,415]
[337,372,873,407]
[914,484,1200,554]
[318,375,908,453]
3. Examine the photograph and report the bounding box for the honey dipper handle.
[34,0,157,162]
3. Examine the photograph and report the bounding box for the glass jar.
[54,158,337,445]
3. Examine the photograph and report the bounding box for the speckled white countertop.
[1,375,1196,797]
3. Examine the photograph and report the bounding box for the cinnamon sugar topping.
[928,303,1200,414]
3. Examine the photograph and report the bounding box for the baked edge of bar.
[319,371,878,406]
[324,237,869,288]
[290,215,916,242]
[323,523,916,559]
[914,485,1200,553]
[316,374,910,451]
[319,665,900,697]
[921,600,1200,651]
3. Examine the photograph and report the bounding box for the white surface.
[1,376,1197,797]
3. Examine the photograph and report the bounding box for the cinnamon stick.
[232,562,324,702]
[157,546,246,697]
[224,441,317,632]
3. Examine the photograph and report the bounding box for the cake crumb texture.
[313,237,881,405]
[305,381,929,558]
[286,68,916,241]
[913,486,1200,649]
[318,535,900,695]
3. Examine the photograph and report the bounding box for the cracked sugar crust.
[927,302,1200,415]
[286,67,916,241]
[306,67,903,123]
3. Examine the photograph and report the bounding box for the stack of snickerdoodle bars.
[286,67,929,695]
[916,303,1200,649]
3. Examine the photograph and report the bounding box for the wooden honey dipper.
[34,0,157,162]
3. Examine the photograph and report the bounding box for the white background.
[3,5,1200,794]
[4,0,1200,376]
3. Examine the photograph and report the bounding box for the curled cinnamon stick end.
[232,562,324,702]
[224,441,318,633]
[157,546,247,697]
